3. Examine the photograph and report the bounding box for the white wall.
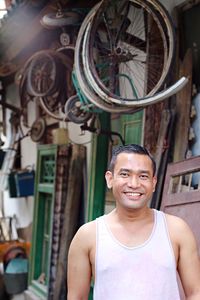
[1,83,36,229]
[160,0,185,13]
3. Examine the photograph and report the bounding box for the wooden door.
[160,155,200,299]
[120,110,144,145]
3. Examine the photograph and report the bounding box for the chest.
[90,216,179,279]
[96,216,179,264]
[110,222,154,247]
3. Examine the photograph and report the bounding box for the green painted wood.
[28,144,58,297]
[89,285,94,300]
[29,281,47,299]
[120,110,144,144]
[38,184,54,193]
[87,112,110,220]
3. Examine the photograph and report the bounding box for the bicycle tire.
[27,52,57,97]
[30,118,46,142]
[39,97,66,121]
[64,95,92,124]
[74,3,137,114]
[41,11,81,28]
[83,0,175,105]
[38,48,75,120]
[84,0,174,101]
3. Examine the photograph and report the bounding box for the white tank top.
[94,209,181,300]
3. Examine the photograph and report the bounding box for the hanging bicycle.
[74,0,188,109]
[19,0,188,124]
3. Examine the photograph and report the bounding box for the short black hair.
[108,144,156,176]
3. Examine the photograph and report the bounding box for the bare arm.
[67,224,93,300]
[176,219,200,299]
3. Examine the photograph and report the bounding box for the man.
[67,144,200,299]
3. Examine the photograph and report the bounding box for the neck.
[111,206,153,223]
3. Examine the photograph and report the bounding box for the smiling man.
[67,144,200,300]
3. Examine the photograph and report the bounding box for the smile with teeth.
[125,192,142,197]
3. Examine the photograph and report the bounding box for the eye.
[139,174,149,180]
[120,171,129,178]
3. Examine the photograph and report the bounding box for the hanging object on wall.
[74,0,188,111]
[30,118,46,142]
[8,169,35,198]
[40,9,81,29]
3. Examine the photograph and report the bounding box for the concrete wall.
[1,83,35,239]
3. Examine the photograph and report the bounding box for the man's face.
[105,153,157,210]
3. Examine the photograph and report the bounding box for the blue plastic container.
[15,170,35,197]
[4,258,28,294]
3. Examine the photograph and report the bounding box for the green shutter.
[120,110,144,144]
[28,145,57,299]
[87,113,110,221]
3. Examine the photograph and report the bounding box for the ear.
[105,171,113,189]
[152,176,157,192]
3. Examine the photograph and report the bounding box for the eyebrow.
[118,168,152,175]
[119,168,130,172]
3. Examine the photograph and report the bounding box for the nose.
[127,175,140,188]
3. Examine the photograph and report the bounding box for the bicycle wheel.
[64,95,92,124]
[27,51,57,97]
[83,0,175,105]
[38,48,75,120]
[41,10,81,29]
[74,2,137,114]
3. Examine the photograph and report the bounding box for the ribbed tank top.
[94,209,180,300]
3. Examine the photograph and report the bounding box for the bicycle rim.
[74,2,136,113]
[83,0,175,105]
[38,48,75,120]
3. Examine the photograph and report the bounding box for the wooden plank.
[53,144,86,300]
[163,190,200,206]
[161,155,200,299]
[173,49,193,162]
[154,109,171,177]
[166,155,200,175]
[87,112,110,221]
[161,156,200,209]
[150,110,175,209]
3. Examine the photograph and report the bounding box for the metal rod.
[0,99,20,113]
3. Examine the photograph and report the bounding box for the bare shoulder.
[69,220,96,250]
[164,213,197,244]
[165,213,192,230]
[76,220,96,235]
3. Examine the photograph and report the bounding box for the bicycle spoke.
[83,0,175,104]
